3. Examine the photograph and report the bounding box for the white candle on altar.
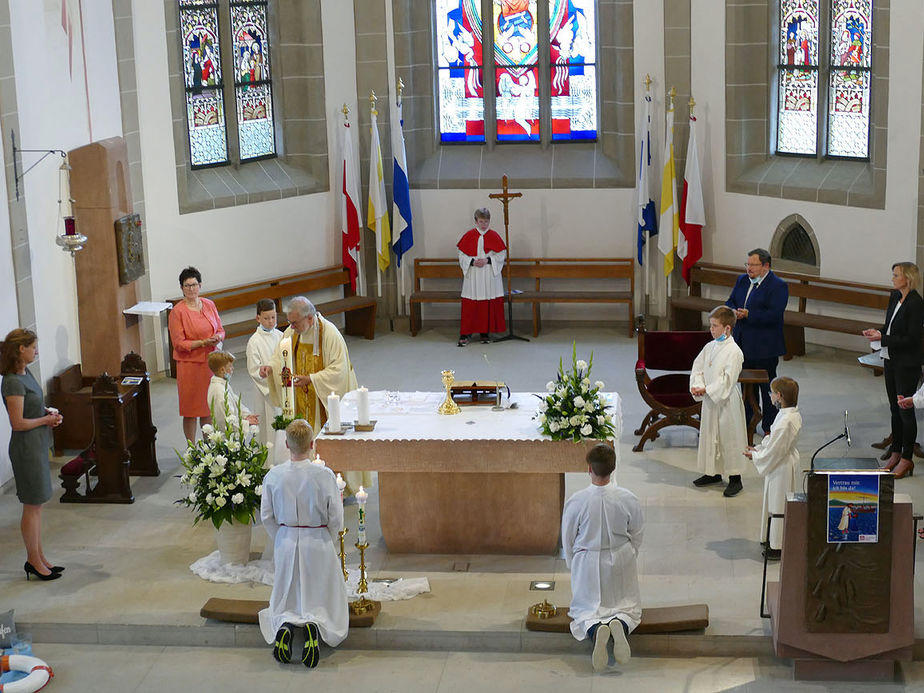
[356,485,368,544]
[279,337,295,419]
[327,393,341,432]
[335,473,346,501]
[357,386,370,425]
[311,454,325,467]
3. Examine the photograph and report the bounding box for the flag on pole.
[368,105,391,292]
[657,102,679,277]
[636,92,658,265]
[340,117,362,293]
[678,114,705,285]
[391,94,413,267]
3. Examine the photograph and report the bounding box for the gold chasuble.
[293,321,327,430]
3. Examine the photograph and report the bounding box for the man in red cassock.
[456,208,506,346]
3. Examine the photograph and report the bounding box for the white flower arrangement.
[535,344,617,442]
[176,389,269,530]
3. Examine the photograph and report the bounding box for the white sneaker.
[610,620,631,665]
[591,623,610,672]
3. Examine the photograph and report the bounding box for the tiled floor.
[2,324,923,688]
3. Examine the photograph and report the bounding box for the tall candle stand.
[349,539,375,615]
[338,528,349,582]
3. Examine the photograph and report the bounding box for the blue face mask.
[715,334,728,342]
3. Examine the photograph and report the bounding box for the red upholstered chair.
[633,315,713,452]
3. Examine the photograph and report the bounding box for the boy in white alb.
[744,376,801,560]
[562,444,643,673]
[259,419,348,668]
[206,351,259,432]
[690,306,748,497]
[246,299,283,446]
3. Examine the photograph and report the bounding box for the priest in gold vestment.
[263,297,371,494]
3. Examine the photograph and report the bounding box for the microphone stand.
[810,431,848,472]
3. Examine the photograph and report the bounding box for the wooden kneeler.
[201,598,382,628]
[525,603,709,634]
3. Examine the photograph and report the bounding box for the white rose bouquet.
[176,389,269,529]
[535,343,617,442]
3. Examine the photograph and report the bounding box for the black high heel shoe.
[49,565,65,573]
[24,561,61,581]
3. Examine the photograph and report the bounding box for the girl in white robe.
[246,301,283,447]
[690,308,747,484]
[258,436,348,651]
[745,377,801,551]
[562,444,643,671]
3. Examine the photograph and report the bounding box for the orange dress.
[169,298,224,417]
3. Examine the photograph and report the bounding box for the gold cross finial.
[369,90,377,116]
[668,86,676,110]
[644,73,651,91]
[342,103,350,122]
[688,96,696,116]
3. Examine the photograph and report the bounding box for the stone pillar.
[69,137,141,376]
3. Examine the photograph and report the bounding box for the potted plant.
[177,391,269,565]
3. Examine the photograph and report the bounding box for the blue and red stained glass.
[180,0,229,166]
[436,0,485,143]
[549,0,597,141]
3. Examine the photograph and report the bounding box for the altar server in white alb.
[562,443,643,673]
[456,207,506,346]
[246,299,283,446]
[689,306,748,497]
[744,376,801,561]
[259,419,347,668]
[206,351,259,432]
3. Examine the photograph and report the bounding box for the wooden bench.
[671,263,891,358]
[409,257,635,338]
[167,266,376,375]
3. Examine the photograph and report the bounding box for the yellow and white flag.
[368,106,391,295]
[657,103,679,277]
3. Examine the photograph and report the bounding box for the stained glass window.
[436,0,486,143]
[777,0,819,155]
[494,0,538,141]
[828,0,872,158]
[775,0,873,159]
[180,0,229,167]
[435,1,598,144]
[548,0,597,141]
[230,1,276,160]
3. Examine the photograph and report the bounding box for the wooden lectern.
[767,473,913,681]
[60,353,158,504]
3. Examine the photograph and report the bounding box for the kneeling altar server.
[562,443,643,672]
[259,419,348,668]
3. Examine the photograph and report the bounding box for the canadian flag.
[678,115,705,285]
[340,120,363,293]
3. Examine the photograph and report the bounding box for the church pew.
[409,257,635,337]
[670,263,892,359]
[167,265,376,376]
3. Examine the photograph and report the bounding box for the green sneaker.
[302,622,320,669]
[273,623,294,664]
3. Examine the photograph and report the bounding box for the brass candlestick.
[338,528,349,582]
[349,540,375,615]
[438,369,461,415]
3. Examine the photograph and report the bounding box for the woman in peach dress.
[169,267,224,441]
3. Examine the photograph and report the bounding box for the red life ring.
[0,654,54,693]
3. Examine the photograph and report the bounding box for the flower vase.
[215,521,252,565]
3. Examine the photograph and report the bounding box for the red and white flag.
[678,115,705,285]
[340,119,363,294]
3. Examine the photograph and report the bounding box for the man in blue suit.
[725,248,789,434]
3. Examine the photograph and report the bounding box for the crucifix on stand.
[489,175,528,343]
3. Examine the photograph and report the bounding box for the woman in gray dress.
[1,329,64,581]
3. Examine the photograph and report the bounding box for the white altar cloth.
[322,391,622,449]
